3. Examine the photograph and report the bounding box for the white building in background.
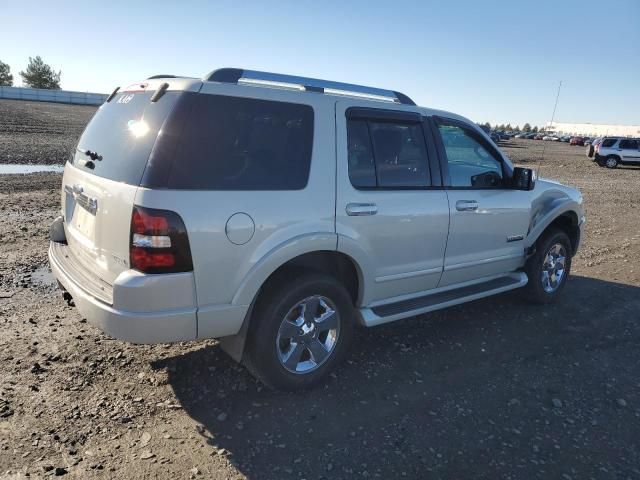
[546,122,640,137]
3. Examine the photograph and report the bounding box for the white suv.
[49,68,585,390]
[593,137,640,168]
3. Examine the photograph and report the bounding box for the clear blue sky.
[1,0,638,127]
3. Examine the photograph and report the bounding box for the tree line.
[481,122,541,133]
[0,56,61,89]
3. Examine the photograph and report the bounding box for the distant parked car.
[534,134,544,140]
[595,137,640,168]
[490,131,501,143]
[570,137,584,146]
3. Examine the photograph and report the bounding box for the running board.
[359,272,528,327]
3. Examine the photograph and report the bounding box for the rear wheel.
[244,272,354,390]
[605,156,619,168]
[523,229,572,304]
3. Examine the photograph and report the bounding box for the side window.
[436,121,504,188]
[347,120,376,188]
[601,138,617,148]
[369,122,430,187]
[619,139,639,150]
[167,95,314,190]
[346,117,431,188]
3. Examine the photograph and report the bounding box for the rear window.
[619,139,639,149]
[165,95,314,190]
[71,91,180,184]
[601,138,618,148]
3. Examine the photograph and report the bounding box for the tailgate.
[62,163,138,285]
[60,86,185,286]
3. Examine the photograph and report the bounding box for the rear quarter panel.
[133,84,337,314]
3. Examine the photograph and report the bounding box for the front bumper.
[49,241,198,343]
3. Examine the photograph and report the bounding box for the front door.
[335,102,450,305]
[432,117,531,287]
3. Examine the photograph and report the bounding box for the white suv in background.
[49,68,585,390]
[594,137,640,168]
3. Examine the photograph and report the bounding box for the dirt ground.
[0,100,96,165]
[1,101,639,479]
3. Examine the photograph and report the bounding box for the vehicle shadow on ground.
[152,275,640,479]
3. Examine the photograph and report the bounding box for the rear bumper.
[49,241,198,343]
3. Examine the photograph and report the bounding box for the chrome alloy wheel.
[606,157,618,168]
[276,295,340,374]
[541,243,567,293]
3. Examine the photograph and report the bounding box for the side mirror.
[512,167,536,191]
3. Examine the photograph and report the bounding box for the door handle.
[456,200,478,211]
[346,203,378,216]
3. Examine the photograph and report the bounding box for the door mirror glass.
[512,167,536,190]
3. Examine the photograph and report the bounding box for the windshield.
[70,91,180,184]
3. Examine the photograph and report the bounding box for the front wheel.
[244,273,354,390]
[523,229,572,304]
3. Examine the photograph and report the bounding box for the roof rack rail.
[204,68,416,106]
[147,74,177,79]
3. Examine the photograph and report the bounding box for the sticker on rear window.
[117,93,135,104]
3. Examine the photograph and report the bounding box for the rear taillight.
[130,206,193,274]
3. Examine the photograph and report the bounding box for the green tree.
[505,123,512,131]
[523,123,531,132]
[19,56,61,89]
[0,60,13,86]
[532,126,538,133]
[484,122,491,130]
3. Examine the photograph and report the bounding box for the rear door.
[62,88,182,286]
[432,116,531,287]
[335,102,450,305]
[619,139,640,162]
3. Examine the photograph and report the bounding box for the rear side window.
[346,118,431,188]
[619,139,639,149]
[347,120,376,188]
[601,138,618,148]
[72,91,180,184]
[167,95,314,190]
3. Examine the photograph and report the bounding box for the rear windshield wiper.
[83,149,103,161]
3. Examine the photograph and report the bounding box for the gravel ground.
[1,102,639,479]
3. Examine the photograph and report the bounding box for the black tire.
[523,229,572,304]
[604,155,619,169]
[243,272,355,391]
